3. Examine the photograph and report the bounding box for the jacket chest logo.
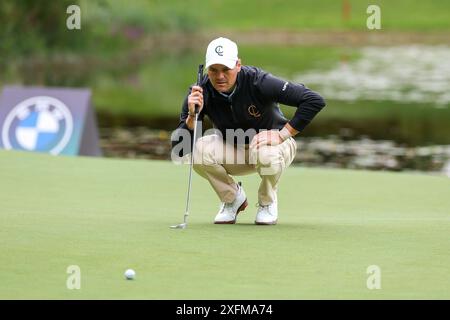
[247,105,261,118]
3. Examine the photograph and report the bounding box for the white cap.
[205,37,238,69]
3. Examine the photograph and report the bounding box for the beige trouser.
[192,134,297,205]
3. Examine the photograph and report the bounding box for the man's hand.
[250,125,299,149]
[188,86,204,115]
[250,130,284,149]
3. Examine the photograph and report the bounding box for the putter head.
[170,223,187,229]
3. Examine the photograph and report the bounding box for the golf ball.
[124,269,136,280]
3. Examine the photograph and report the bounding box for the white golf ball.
[124,269,136,280]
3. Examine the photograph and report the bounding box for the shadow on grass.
[192,222,316,230]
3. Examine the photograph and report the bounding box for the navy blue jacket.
[172,66,325,151]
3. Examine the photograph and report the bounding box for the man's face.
[207,59,241,93]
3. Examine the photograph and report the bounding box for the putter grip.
[195,64,204,114]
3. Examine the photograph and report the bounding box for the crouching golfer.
[172,37,325,225]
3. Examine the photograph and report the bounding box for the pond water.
[296,45,450,106]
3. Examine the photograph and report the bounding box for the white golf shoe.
[214,182,248,224]
[255,196,278,225]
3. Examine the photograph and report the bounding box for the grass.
[0,150,449,299]
[98,0,450,31]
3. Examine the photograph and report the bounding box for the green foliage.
[0,0,200,85]
[80,0,200,33]
[0,1,85,57]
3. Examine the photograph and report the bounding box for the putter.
[171,64,204,229]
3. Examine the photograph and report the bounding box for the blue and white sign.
[0,86,101,156]
[2,96,73,154]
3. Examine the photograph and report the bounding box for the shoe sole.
[214,199,248,224]
[255,219,278,225]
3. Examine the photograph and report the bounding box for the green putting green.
[0,150,449,299]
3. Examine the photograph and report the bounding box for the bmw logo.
[1,96,73,155]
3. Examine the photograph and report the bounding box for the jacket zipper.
[228,93,239,124]
[229,104,238,123]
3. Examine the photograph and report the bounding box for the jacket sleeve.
[256,71,326,132]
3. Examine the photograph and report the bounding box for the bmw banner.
[0,86,101,156]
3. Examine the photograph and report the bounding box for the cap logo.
[215,45,223,56]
